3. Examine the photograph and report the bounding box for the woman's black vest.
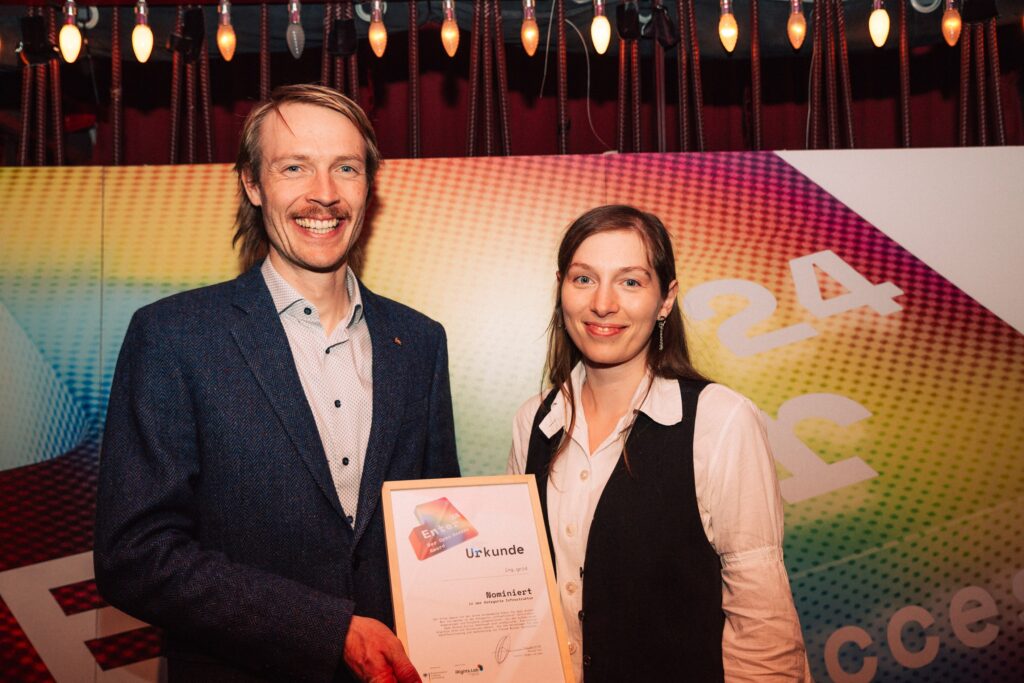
[525,379,724,682]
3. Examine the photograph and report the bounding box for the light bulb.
[286,1,304,59]
[441,19,459,56]
[521,0,539,57]
[591,1,610,55]
[718,1,738,54]
[787,0,806,50]
[869,2,890,48]
[942,3,961,47]
[59,1,82,63]
[217,24,236,61]
[368,0,387,58]
[59,24,81,63]
[217,0,236,61]
[441,1,459,57]
[132,0,153,63]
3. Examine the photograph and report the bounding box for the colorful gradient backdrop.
[1,151,1021,682]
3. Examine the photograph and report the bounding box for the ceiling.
[1,0,1022,69]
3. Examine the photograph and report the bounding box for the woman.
[508,205,811,682]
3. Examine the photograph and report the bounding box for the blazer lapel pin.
[393,336,402,346]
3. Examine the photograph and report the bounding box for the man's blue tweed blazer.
[94,264,459,682]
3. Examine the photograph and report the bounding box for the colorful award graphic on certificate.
[408,497,479,560]
[383,476,574,682]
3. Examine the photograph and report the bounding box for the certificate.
[383,475,574,682]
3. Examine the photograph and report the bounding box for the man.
[95,85,459,682]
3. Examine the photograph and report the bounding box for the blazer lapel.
[228,267,346,521]
[353,285,408,545]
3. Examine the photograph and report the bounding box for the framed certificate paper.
[382,475,574,682]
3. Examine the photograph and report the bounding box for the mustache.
[290,207,348,220]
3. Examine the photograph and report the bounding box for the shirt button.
[579,470,589,481]
[325,348,331,354]
[565,580,578,594]
[303,307,312,315]
[342,457,350,466]
[334,399,341,408]
[565,523,576,537]
[568,641,578,655]
[345,514,354,525]
[577,609,585,622]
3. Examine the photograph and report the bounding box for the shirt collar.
[539,363,684,438]
[260,257,365,328]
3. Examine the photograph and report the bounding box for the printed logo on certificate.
[383,475,575,682]
[408,497,479,560]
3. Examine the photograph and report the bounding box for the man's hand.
[343,615,420,683]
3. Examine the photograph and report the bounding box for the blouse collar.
[539,362,684,438]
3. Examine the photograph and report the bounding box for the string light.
[869,0,890,48]
[368,0,387,58]
[132,0,153,63]
[441,0,459,57]
[216,0,236,61]
[786,0,806,50]
[591,0,611,55]
[521,0,539,57]
[718,0,738,53]
[285,1,304,59]
[942,0,962,47]
[58,0,82,63]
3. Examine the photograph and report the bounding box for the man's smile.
[294,216,341,234]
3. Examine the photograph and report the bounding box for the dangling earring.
[657,317,666,352]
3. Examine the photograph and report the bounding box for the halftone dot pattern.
[0,448,96,572]
[362,155,607,473]
[0,167,103,449]
[0,302,88,470]
[101,164,241,427]
[0,450,159,682]
[1,153,1020,681]
[792,498,1023,681]
[1,168,103,680]
[0,595,51,683]
[103,165,239,286]
[606,153,1021,515]
[0,167,101,278]
[85,626,162,671]
[50,579,106,616]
